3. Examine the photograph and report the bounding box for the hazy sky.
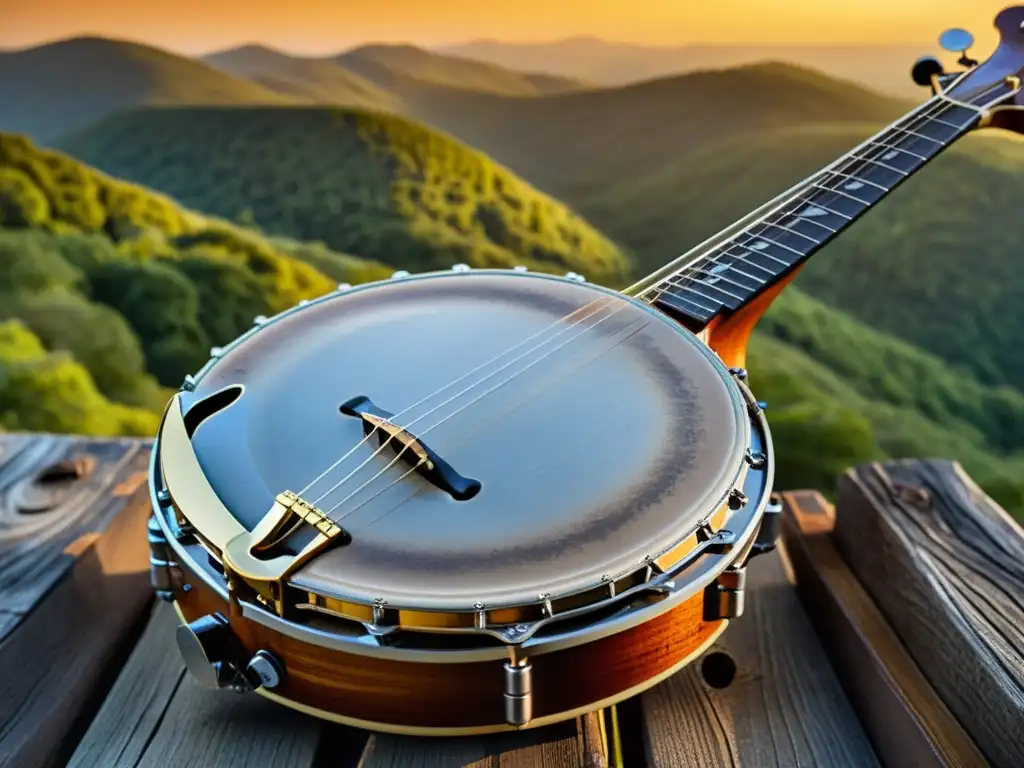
[0,0,1008,55]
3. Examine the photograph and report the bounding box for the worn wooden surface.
[781,489,988,768]
[7,433,1020,768]
[0,434,154,768]
[835,461,1024,768]
[639,538,880,767]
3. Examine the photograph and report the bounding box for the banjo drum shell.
[152,270,775,734]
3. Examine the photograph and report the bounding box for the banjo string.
[333,319,653,531]
[299,93,975,513]
[313,295,639,511]
[295,294,624,497]
[321,312,650,521]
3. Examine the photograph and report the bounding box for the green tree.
[84,259,209,386]
[169,256,272,346]
[12,291,163,409]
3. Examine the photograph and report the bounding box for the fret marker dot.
[798,206,828,218]
[844,181,865,191]
[882,151,899,161]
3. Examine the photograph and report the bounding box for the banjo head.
[171,270,751,620]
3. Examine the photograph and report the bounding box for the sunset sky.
[0,0,1009,55]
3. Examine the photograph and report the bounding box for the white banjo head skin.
[176,270,750,614]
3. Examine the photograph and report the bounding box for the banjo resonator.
[149,4,1024,736]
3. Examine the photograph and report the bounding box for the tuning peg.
[939,27,979,67]
[912,56,945,89]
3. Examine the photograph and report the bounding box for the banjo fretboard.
[649,98,982,326]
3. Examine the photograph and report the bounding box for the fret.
[810,182,869,207]
[693,262,760,293]
[865,140,928,161]
[849,152,910,177]
[650,96,981,326]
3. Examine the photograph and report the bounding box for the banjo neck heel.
[222,491,352,617]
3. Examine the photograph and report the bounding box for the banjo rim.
[155,269,773,640]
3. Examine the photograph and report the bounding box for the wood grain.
[69,601,367,768]
[701,266,805,369]
[0,434,155,768]
[834,460,1024,768]
[640,547,879,767]
[781,489,988,768]
[358,713,607,768]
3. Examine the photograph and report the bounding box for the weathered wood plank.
[640,548,879,767]
[834,460,1024,768]
[357,712,607,768]
[69,601,368,768]
[781,489,987,768]
[0,434,155,768]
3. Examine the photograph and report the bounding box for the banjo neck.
[642,92,983,331]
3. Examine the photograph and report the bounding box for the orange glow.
[0,0,1008,55]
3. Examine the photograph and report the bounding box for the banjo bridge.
[222,490,352,616]
[340,395,482,501]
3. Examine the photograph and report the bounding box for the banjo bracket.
[222,490,352,617]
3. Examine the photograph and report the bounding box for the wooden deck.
[0,433,1020,768]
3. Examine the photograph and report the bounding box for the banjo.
[149,7,1024,735]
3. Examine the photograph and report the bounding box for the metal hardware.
[564,271,586,282]
[745,450,766,469]
[756,401,768,411]
[912,56,945,88]
[451,263,471,272]
[336,283,351,292]
[221,490,352,616]
[512,265,528,272]
[253,314,269,326]
[148,516,179,593]
[245,650,285,689]
[503,659,533,726]
[391,270,411,279]
[728,489,749,510]
[749,496,783,558]
[209,346,224,358]
[176,613,239,689]
[181,374,196,392]
[156,488,172,507]
[298,299,309,306]
[703,567,747,620]
[728,367,748,380]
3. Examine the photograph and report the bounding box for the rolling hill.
[54,105,632,285]
[380,62,912,202]
[0,37,295,142]
[439,38,951,99]
[332,44,586,96]
[202,45,398,110]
